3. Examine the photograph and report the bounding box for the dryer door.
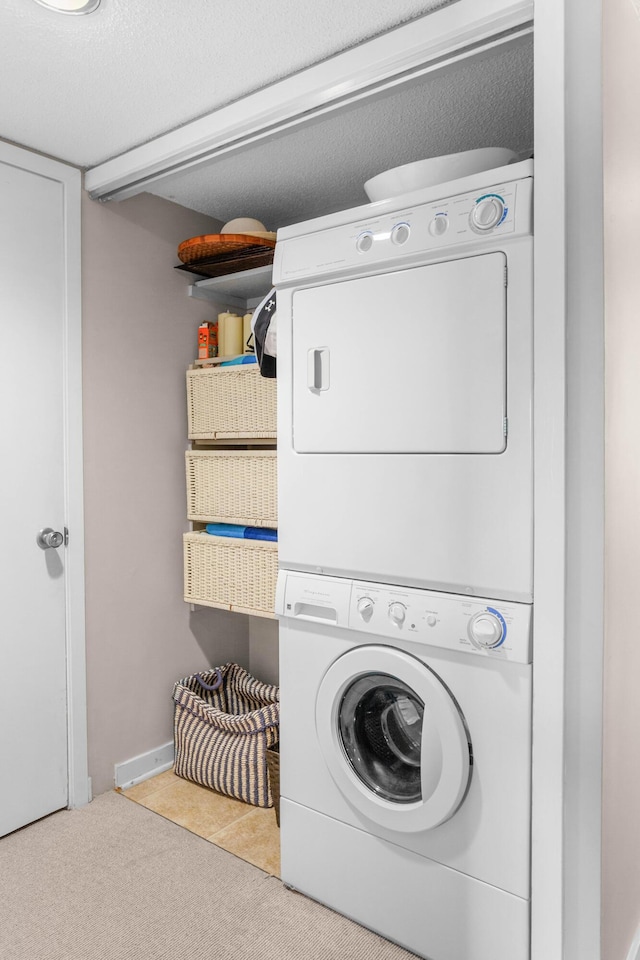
[316,645,472,832]
[292,251,507,454]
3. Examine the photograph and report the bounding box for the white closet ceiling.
[0,0,457,168]
[150,36,533,228]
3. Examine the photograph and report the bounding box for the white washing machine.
[273,160,534,603]
[276,570,532,960]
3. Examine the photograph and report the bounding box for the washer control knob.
[388,602,407,626]
[391,222,410,245]
[426,615,437,627]
[356,231,374,253]
[357,597,374,622]
[470,196,505,232]
[468,612,504,648]
[429,215,448,237]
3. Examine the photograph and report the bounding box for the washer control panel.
[349,580,530,663]
[276,571,532,664]
[275,176,532,285]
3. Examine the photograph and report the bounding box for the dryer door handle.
[308,347,330,392]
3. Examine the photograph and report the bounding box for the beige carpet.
[0,790,417,960]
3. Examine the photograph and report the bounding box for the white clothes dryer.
[273,160,534,603]
[276,570,532,960]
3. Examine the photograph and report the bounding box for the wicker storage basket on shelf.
[185,449,277,526]
[172,663,280,808]
[187,365,276,440]
[183,531,278,618]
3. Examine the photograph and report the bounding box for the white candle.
[222,313,243,357]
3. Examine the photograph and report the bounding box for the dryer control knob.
[357,597,374,621]
[356,231,374,253]
[388,602,407,626]
[391,222,411,245]
[470,196,505,232]
[468,612,504,648]
[429,215,448,237]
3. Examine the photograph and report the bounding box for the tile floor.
[121,767,281,877]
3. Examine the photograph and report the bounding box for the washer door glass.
[316,645,472,832]
[339,673,424,803]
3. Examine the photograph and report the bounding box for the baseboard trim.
[114,741,175,789]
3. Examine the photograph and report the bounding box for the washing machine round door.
[316,645,472,832]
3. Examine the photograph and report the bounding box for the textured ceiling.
[148,35,533,230]
[0,0,458,167]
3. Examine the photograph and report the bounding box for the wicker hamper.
[266,743,280,827]
[185,449,277,526]
[186,365,276,440]
[172,663,280,808]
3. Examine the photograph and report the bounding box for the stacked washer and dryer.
[272,158,534,960]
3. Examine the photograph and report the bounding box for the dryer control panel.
[276,571,532,664]
[274,175,533,286]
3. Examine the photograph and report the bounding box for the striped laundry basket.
[172,663,280,808]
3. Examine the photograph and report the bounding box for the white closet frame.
[85,1,605,956]
[533,2,604,958]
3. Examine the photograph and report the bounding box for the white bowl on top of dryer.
[364,147,519,201]
[276,570,533,960]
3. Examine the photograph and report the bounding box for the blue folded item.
[205,523,245,538]
[244,526,278,541]
[219,355,257,366]
[205,523,277,542]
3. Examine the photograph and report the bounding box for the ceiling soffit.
[84,0,533,203]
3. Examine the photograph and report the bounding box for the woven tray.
[186,449,277,526]
[187,365,276,440]
[178,233,276,265]
[183,531,278,618]
[174,246,275,279]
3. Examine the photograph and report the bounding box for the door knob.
[36,527,64,550]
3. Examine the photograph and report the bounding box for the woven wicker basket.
[183,531,278,618]
[173,663,280,808]
[187,366,276,440]
[185,449,277,526]
[266,744,280,827]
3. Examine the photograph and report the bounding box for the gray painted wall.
[249,619,280,688]
[81,191,250,797]
[603,0,640,957]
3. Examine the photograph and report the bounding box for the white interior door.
[292,252,507,454]
[0,148,82,836]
